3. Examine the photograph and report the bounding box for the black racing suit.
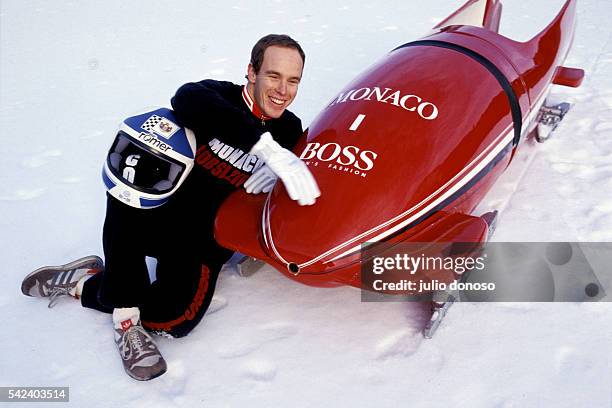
[80,80,303,337]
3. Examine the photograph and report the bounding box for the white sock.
[112,307,140,330]
[71,274,93,298]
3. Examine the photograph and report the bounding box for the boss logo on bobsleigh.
[300,142,378,177]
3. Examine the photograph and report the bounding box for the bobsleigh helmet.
[102,107,196,209]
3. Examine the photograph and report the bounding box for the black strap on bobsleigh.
[392,40,523,147]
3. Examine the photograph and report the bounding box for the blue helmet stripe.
[140,197,167,208]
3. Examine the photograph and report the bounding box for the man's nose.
[276,80,287,95]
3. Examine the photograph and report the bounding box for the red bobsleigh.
[214,0,584,289]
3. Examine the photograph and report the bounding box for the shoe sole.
[125,364,168,381]
[21,255,104,297]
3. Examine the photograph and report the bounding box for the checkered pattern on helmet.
[141,115,163,133]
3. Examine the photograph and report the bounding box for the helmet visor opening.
[107,131,186,194]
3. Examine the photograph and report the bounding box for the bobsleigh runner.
[214,0,584,336]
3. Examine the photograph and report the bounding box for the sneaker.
[21,255,104,308]
[114,309,167,381]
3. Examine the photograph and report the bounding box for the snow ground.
[1,0,611,407]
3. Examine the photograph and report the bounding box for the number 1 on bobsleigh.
[214,0,584,334]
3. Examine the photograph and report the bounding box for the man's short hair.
[250,34,305,74]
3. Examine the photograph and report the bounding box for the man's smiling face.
[247,45,303,119]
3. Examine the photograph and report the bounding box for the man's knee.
[141,263,218,337]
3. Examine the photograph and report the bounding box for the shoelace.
[44,267,100,308]
[47,287,71,308]
[127,327,156,360]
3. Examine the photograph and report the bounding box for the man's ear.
[247,63,257,84]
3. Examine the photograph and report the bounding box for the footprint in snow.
[206,295,228,315]
[215,322,298,359]
[374,328,423,360]
[555,346,593,374]
[60,177,82,184]
[495,303,536,313]
[593,120,612,132]
[81,130,105,140]
[21,149,63,168]
[159,360,188,393]
[0,295,9,308]
[240,359,277,382]
[0,188,46,201]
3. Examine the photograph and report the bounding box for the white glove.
[244,165,278,194]
[249,132,320,205]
